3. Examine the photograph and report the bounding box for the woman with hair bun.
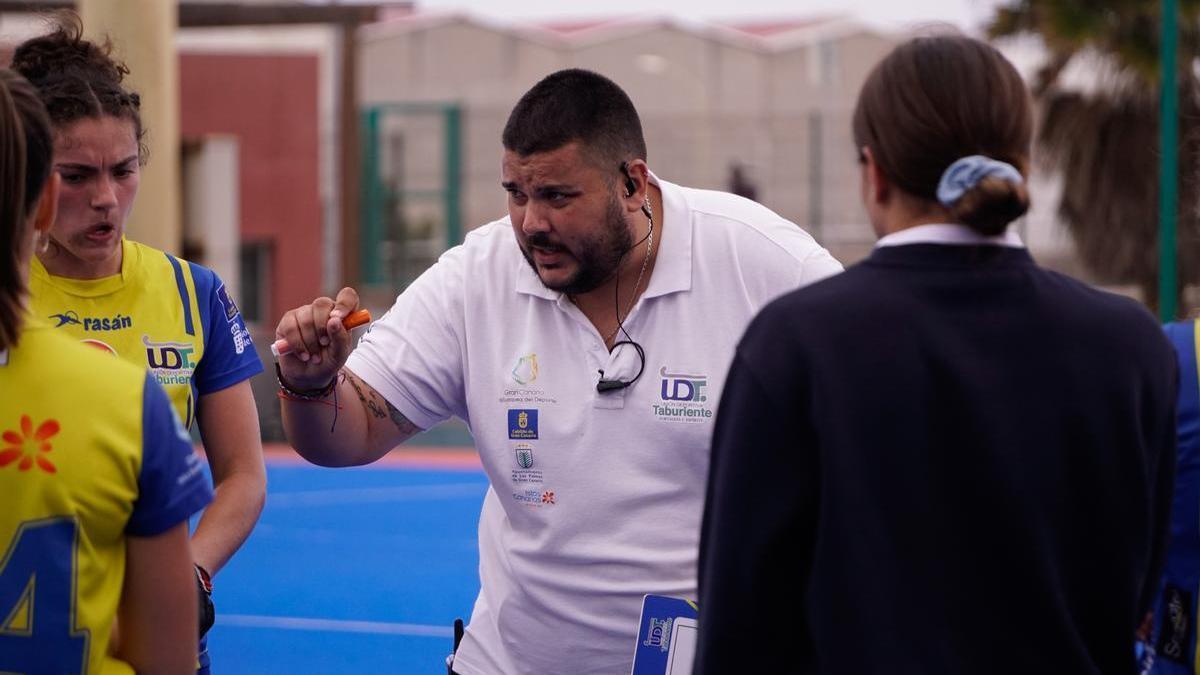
[696,35,1177,673]
[11,16,265,674]
[0,66,209,675]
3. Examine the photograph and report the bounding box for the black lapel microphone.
[596,340,646,393]
[596,377,628,393]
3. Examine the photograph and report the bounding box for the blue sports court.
[202,453,487,674]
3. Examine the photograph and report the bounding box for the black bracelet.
[275,362,338,400]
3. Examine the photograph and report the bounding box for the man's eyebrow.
[500,181,581,194]
[531,183,582,196]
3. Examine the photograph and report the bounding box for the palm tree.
[989,0,1200,314]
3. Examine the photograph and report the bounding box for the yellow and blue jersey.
[29,238,263,427]
[0,321,212,674]
[1149,319,1200,674]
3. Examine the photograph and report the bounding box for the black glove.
[195,564,215,640]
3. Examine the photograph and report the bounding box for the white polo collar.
[875,223,1024,249]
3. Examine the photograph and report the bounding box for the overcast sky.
[404,0,1009,33]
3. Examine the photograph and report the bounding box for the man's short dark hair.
[502,68,647,169]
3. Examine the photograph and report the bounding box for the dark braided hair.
[10,13,147,163]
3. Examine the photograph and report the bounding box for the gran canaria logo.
[499,353,558,406]
[511,353,539,385]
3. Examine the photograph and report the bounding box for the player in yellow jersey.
[12,19,266,673]
[0,68,210,674]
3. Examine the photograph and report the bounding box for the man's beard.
[521,194,633,296]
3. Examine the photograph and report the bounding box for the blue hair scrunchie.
[935,155,1024,207]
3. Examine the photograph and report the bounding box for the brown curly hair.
[10,12,147,163]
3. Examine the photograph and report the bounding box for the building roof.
[724,17,834,37]
[360,10,880,52]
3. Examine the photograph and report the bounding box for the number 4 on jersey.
[0,518,88,674]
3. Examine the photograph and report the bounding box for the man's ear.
[32,172,59,237]
[620,158,650,212]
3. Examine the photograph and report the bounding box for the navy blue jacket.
[696,244,1178,675]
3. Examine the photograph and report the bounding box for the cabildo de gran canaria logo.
[49,310,132,332]
[143,335,197,386]
[652,366,712,422]
[508,409,538,440]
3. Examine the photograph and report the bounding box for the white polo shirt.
[346,175,842,674]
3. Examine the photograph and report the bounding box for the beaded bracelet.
[276,364,344,432]
[274,362,338,400]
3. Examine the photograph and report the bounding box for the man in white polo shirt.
[273,68,841,674]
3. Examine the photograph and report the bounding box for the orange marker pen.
[271,309,372,358]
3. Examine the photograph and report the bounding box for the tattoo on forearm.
[343,370,420,436]
[384,399,419,436]
[346,372,387,420]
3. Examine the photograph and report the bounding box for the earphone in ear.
[620,161,637,198]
